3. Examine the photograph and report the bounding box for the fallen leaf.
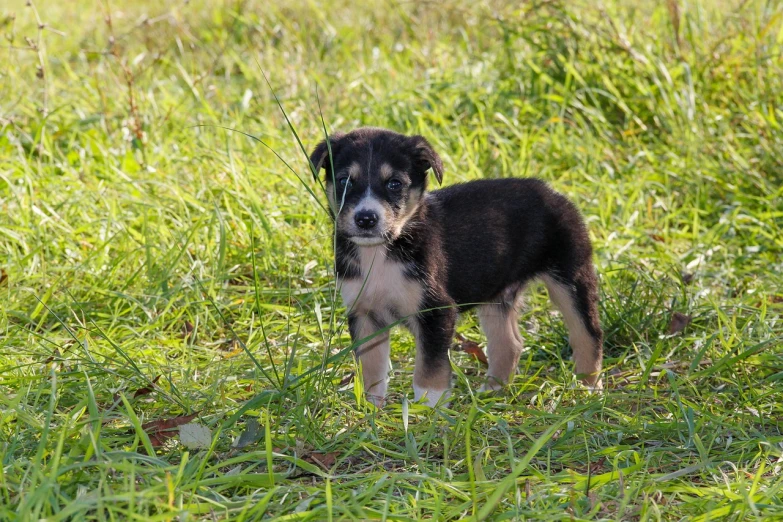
[222,339,243,358]
[225,465,243,476]
[142,412,198,432]
[454,334,488,365]
[650,234,665,243]
[577,456,608,475]
[182,321,194,339]
[668,312,692,334]
[0,268,7,286]
[133,375,161,398]
[142,413,199,446]
[179,422,213,449]
[43,348,62,364]
[147,432,169,448]
[464,343,488,365]
[295,496,317,513]
[338,372,355,386]
[234,418,261,449]
[307,451,339,470]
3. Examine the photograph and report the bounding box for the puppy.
[309,127,603,407]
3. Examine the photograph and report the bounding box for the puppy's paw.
[413,385,450,408]
[478,376,506,393]
[570,378,603,393]
[586,379,603,393]
[365,394,387,408]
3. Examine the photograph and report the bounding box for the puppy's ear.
[408,135,444,185]
[308,132,344,181]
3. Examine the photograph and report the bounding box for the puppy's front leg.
[350,314,391,407]
[410,305,456,407]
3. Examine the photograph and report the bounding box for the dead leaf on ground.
[141,412,199,447]
[182,321,194,339]
[234,418,261,449]
[306,451,339,470]
[649,234,665,243]
[464,343,488,366]
[454,333,488,366]
[43,349,62,364]
[142,412,198,432]
[43,342,75,364]
[222,339,243,358]
[0,268,7,286]
[576,456,608,476]
[338,372,355,386]
[133,375,161,398]
[179,422,213,449]
[668,312,692,334]
[147,432,170,448]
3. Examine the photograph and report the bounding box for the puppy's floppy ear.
[308,132,344,181]
[408,135,444,185]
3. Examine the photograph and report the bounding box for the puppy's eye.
[336,177,351,190]
[386,179,402,191]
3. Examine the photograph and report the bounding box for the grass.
[1,0,783,519]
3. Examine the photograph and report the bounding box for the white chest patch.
[340,246,423,322]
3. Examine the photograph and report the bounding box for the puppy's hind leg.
[477,291,524,391]
[541,271,603,389]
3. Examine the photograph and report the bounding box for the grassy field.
[2,0,783,519]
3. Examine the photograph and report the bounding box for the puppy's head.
[309,128,443,247]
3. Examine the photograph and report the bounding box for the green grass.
[2,0,783,519]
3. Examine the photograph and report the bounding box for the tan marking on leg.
[477,303,524,391]
[353,316,391,407]
[541,275,602,388]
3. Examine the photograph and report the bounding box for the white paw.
[365,394,387,408]
[478,376,506,393]
[570,379,603,393]
[413,385,450,408]
[587,379,603,393]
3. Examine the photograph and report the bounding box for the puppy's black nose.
[354,210,378,229]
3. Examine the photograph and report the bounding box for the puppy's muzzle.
[354,210,379,230]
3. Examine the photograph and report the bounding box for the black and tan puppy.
[310,128,603,407]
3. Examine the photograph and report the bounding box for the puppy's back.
[427,178,593,306]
